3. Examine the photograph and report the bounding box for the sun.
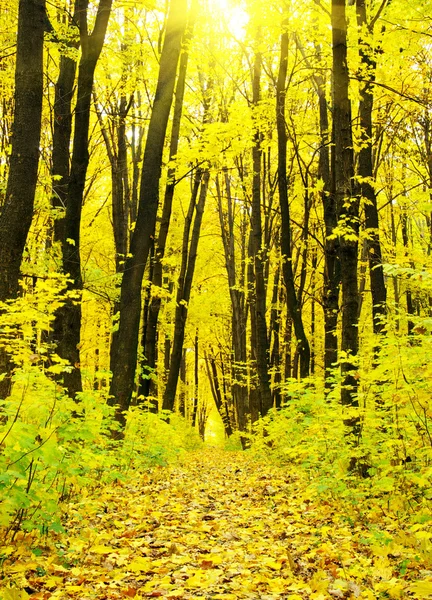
[208,0,249,40]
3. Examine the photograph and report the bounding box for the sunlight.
[208,0,249,40]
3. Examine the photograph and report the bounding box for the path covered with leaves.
[2,450,432,599]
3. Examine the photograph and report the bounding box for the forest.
[0,0,432,597]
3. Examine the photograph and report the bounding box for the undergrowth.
[0,281,202,542]
[249,326,432,560]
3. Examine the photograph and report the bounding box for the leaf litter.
[1,449,431,599]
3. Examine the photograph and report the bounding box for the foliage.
[0,280,202,541]
[1,450,432,599]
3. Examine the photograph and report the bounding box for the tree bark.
[205,348,233,437]
[191,328,199,428]
[356,0,387,336]
[53,0,112,400]
[0,0,46,397]
[163,169,210,411]
[276,28,310,379]
[52,2,79,246]
[108,0,187,429]
[332,0,360,440]
[215,172,249,434]
[251,46,273,417]
[140,19,193,402]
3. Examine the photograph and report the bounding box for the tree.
[163,168,210,411]
[356,0,387,337]
[249,43,273,417]
[331,0,361,444]
[109,0,188,430]
[53,0,113,399]
[140,16,194,405]
[276,24,310,380]
[0,0,46,397]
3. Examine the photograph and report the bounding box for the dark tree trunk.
[269,266,281,407]
[247,230,261,425]
[191,329,199,428]
[251,48,272,417]
[215,172,249,434]
[178,349,187,417]
[94,91,133,390]
[140,20,192,401]
[276,29,310,379]
[52,3,79,246]
[205,349,233,437]
[108,0,187,430]
[356,0,387,335]
[296,33,339,388]
[163,169,209,411]
[284,316,292,381]
[332,0,360,441]
[310,246,317,375]
[53,0,112,400]
[401,212,415,336]
[0,0,46,397]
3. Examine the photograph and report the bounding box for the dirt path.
[2,450,431,599]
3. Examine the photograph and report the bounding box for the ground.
[1,450,432,599]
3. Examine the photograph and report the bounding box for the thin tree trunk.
[205,349,233,437]
[356,0,387,335]
[191,328,199,428]
[163,169,210,411]
[108,0,187,430]
[276,28,310,379]
[269,265,281,407]
[401,212,415,336]
[215,173,249,435]
[179,348,186,417]
[251,46,272,416]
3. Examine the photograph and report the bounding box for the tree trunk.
[108,0,187,430]
[52,2,79,246]
[179,348,186,417]
[191,329,199,428]
[269,265,282,407]
[251,46,272,417]
[140,19,193,401]
[163,169,209,411]
[53,0,112,400]
[295,34,339,387]
[0,0,46,397]
[332,0,360,441]
[276,28,310,379]
[215,172,249,434]
[205,349,233,437]
[356,0,387,336]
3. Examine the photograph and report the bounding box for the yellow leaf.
[45,577,64,588]
[128,557,153,572]
[1,589,29,600]
[408,581,432,598]
[91,544,113,554]
[185,569,220,588]
[10,561,38,573]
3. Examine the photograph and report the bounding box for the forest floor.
[1,449,432,599]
